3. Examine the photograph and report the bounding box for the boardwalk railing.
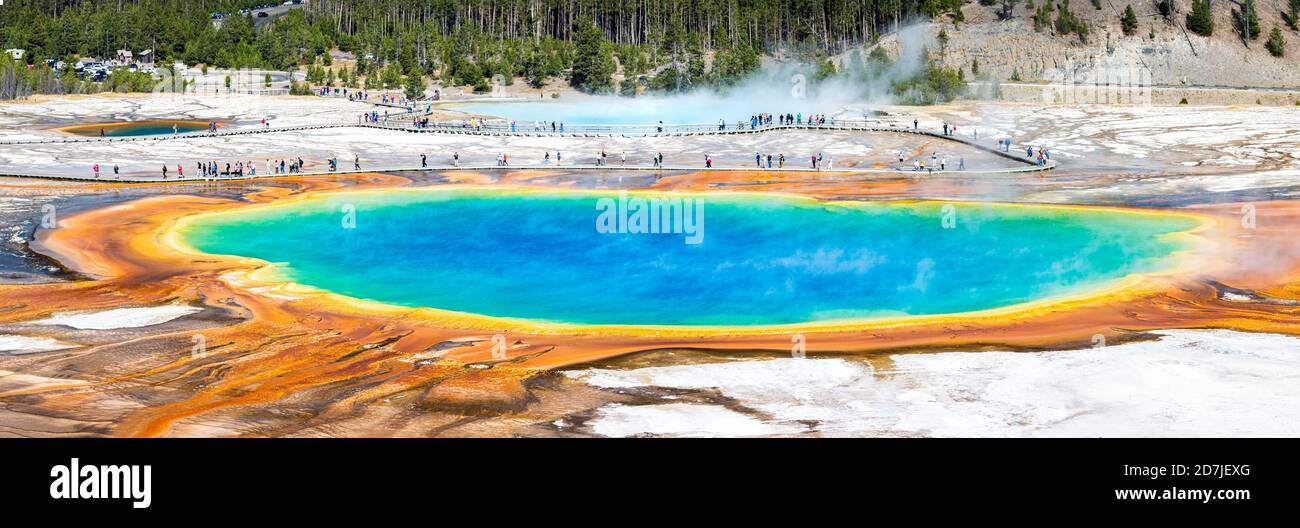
[0,117,1057,182]
[0,159,1055,184]
[368,118,905,136]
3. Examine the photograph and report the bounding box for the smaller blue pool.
[65,120,209,137]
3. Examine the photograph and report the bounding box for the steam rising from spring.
[466,23,940,124]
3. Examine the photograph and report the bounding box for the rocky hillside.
[888,0,1300,89]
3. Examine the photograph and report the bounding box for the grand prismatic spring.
[179,189,1200,326]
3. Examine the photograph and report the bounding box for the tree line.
[1,0,969,99]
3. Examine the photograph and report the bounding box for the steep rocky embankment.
[879,1,1300,103]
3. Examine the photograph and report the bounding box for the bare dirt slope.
[883,1,1300,90]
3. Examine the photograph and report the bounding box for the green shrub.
[891,60,967,105]
[1122,6,1139,36]
[1266,26,1286,57]
[1187,0,1215,36]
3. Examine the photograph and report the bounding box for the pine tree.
[1187,0,1215,36]
[999,0,1020,21]
[1267,26,1286,56]
[1157,0,1175,20]
[1122,5,1139,36]
[404,73,425,99]
[569,19,614,93]
[1290,0,1300,30]
[1234,0,1262,41]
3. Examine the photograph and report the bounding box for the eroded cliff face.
[868,2,1300,94]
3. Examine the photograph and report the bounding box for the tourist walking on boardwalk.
[756,152,762,167]
[178,164,183,178]
[779,153,785,168]
[453,152,459,167]
[556,151,561,165]
[113,164,119,177]
[354,155,360,170]
[93,163,100,178]
[421,154,427,168]
[913,119,918,130]
[959,157,966,170]
[620,152,626,166]
[162,165,168,179]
